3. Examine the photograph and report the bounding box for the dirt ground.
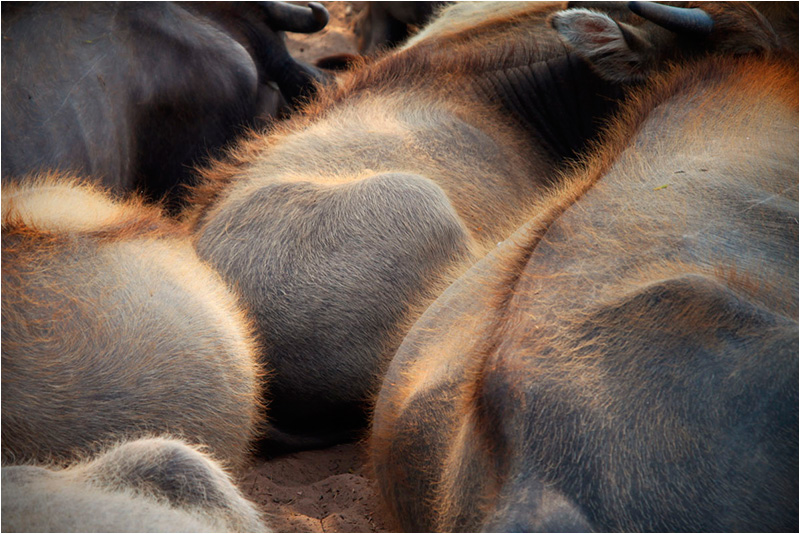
[242,4,392,533]
[242,442,390,533]
[285,2,364,64]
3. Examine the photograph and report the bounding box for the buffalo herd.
[2,1,797,532]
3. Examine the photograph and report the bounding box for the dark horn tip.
[628,1,714,35]
[308,2,329,31]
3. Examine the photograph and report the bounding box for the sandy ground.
[242,4,392,533]
[242,442,390,533]
[285,2,364,64]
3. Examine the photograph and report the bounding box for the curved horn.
[258,1,329,33]
[628,1,714,35]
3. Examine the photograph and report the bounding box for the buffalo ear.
[549,8,656,83]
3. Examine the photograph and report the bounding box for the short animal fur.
[188,0,637,450]
[2,176,263,470]
[2,437,268,532]
[370,37,798,534]
[189,1,788,451]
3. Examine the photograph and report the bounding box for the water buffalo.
[1,176,262,470]
[1,1,329,211]
[189,1,784,452]
[370,12,798,532]
[190,0,616,452]
[2,437,268,532]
